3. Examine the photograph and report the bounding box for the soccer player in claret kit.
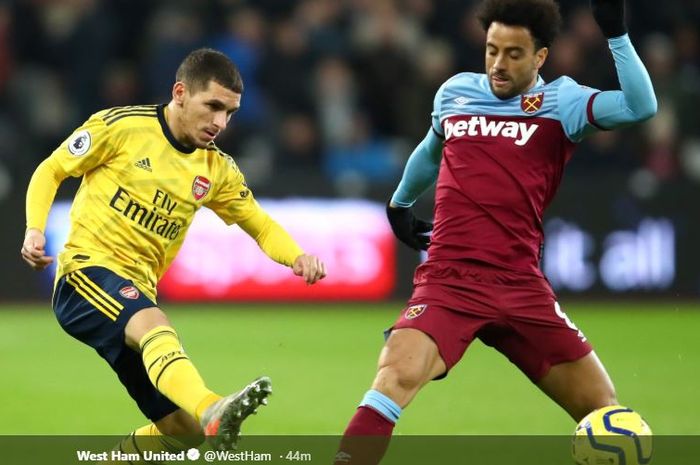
[21,49,326,456]
[334,0,656,463]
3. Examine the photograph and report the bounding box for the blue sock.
[359,389,402,423]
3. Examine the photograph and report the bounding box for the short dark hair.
[477,0,562,49]
[175,48,244,94]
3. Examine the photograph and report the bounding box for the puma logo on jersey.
[134,158,152,171]
[444,116,539,146]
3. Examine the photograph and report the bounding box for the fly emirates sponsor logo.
[109,187,184,240]
[444,116,539,146]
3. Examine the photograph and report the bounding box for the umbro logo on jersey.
[443,116,539,146]
[135,158,152,171]
[453,96,470,106]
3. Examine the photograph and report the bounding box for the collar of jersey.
[157,104,196,154]
[527,75,547,92]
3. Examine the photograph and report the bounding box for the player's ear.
[534,47,548,70]
[172,82,186,106]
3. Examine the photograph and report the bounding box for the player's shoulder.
[204,144,242,174]
[547,75,577,86]
[439,72,488,94]
[540,75,599,96]
[92,104,160,128]
[435,72,490,111]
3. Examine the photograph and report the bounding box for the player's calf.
[155,409,205,447]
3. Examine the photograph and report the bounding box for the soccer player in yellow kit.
[21,48,326,455]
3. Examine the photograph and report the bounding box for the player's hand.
[590,0,627,38]
[292,254,327,285]
[21,228,54,271]
[386,202,432,251]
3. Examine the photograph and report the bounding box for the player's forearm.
[26,157,67,232]
[592,34,657,128]
[391,129,442,207]
[238,210,304,267]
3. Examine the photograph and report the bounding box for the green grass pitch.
[1,302,698,435]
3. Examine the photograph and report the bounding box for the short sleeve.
[557,78,603,142]
[49,112,119,177]
[205,152,259,225]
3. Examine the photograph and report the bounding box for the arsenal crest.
[404,304,427,320]
[521,92,544,114]
[119,286,140,300]
[192,176,211,200]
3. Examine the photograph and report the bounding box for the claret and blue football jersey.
[428,73,603,274]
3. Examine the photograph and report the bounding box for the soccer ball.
[572,405,652,465]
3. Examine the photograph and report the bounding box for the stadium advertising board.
[41,186,697,299]
[543,217,675,292]
[45,199,396,301]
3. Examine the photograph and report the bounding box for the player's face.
[485,22,548,100]
[174,80,241,148]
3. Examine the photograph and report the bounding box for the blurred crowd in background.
[1,0,699,201]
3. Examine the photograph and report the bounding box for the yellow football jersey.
[31,104,301,301]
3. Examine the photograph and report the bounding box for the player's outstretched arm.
[391,129,442,209]
[386,128,442,251]
[590,0,627,39]
[237,208,326,284]
[588,0,657,128]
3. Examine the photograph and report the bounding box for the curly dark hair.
[476,0,562,49]
[176,48,244,94]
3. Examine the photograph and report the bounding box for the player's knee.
[375,361,427,394]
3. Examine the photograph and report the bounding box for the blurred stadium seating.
[1,0,699,300]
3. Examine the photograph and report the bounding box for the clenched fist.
[292,254,327,285]
[21,228,54,271]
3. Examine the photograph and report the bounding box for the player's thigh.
[490,293,615,420]
[383,299,488,381]
[495,293,593,382]
[53,266,162,362]
[53,266,180,422]
[480,323,612,421]
[375,328,445,383]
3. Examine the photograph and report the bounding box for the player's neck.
[523,75,540,94]
[164,102,191,149]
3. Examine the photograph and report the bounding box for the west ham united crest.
[521,92,544,114]
[192,176,211,200]
[404,304,427,320]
